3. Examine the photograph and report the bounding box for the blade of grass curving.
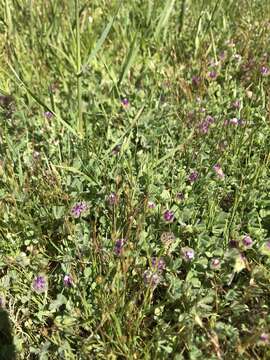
[48,44,77,70]
[82,3,121,72]
[4,0,13,36]
[178,0,187,35]
[147,0,154,26]
[117,33,139,87]
[154,0,176,39]
[8,64,78,137]
[154,129,195,169]
[107,105,145,155]
[53,164,98,185]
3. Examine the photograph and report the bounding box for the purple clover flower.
[199,115,214,134]
[260,333,269,343]
[63,274,73,287]
[107,192,118,206]
[260,66,269,76]
[210,258,221,269]
[208,71,217,79]
[181,247,195,261]
[114,238,125,256]
[147,201,156,209]
[188,170,199,183]
[143,270,161,289]
[242,235,253,247]
[231,99,241,109]
[71,202,87,218]
[44,111,53,119]
[151,257,166,272]
[192,76,201,87]
[224,118,239,126]
[121,98,129,107]
[213,163,225,179]
[32,275,47,293]
[163,210,174,222]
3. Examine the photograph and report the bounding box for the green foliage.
[0,0,270,359]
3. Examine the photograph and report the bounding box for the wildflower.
[163,210,174,222]
[151,257,166,272]
[192,76,201,87]
[260,333,269,343]
[231,99,241,109]
[213,163,225,179]
[188,170,199,183]
[208,70,217,79]
[121,98,129,107]
[71,202,88,218]
[114,238,125,256]
[32,275,47,293]
[210,258,221,269]
[143,270,161,288]
[63,274,73,287]
[181,247,195,261]
[147,200,156,209]
[112,144,121,155]
[199,115,214,134]
[176,192,184,201]
[44,111,53,119]
[107,192,118,206]
[233,54,242,61]
[225,118,239,126]
[33,151,40,159]
[242,235,253,247]
[260,66,269,76]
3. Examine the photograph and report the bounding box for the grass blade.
[117,33,139,86]
[154,0,176,38]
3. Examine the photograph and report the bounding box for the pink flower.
[213,163,225,179]
[163,210,174,222]
[242,235,253,247]
[224,118,239,126]
[210,258,221,269]
[147,201,156,209]
[260,66,269,76]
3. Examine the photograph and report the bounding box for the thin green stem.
[75,0,83,136]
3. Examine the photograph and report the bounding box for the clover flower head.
[114,238,126,256]
[188,170,199,183]
[151,257,166,272]
[163,210,174,222]
[213,163,225,179]
[181,247,195,261]
[71,202,88,218]
[147,201,156,209]
[242,235,253,247]
[63,274,73,287]
[107,192,118,206]
[32,275,47,293]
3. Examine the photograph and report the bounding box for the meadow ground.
[0,0,270,359]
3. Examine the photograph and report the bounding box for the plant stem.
[75,0,83,136]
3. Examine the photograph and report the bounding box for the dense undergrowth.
[0,0,270,359]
